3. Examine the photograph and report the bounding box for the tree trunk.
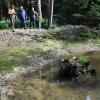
[37,0,42,28]
[0,0,3,20]
[48,0,54,28]
[0,7,2,20]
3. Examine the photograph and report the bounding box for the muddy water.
[41,51,100,100]
[7,51,100,100]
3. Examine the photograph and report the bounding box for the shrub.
[0,21,10,29]
[0,20,31,29]
[42,18,48,29]
[53,15,66,25]
[41,32,55,39]
[79,55,89,64]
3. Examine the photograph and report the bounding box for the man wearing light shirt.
[8,5,16,31]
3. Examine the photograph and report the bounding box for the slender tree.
[37,0,42,28]
[0,0,3,20]
[48,0,54,28]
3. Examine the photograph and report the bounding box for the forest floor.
[0,27,100,100]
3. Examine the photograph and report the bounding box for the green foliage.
[0,19,53,29]
[0,21,10,29]
[41,32,55,39]
[61,0,87,16]
[53,15,66,25]
[37,16,43,22]
[79,55,89,63]
[87,4,100,18]
[0,59,17,71]
[0,0,100,27]
[59,0,100,26]
[80,32,100,40]
[15,20,30,28]
[42,18,48,29]
[92,39,100,43]
[0,20,31,29]
[26,20,30,28]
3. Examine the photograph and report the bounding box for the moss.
[0,59,18,71]
[79,55,89,64]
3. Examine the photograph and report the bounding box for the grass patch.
[0,20,31,29]
[92,39,100,43]
[10,78,75,100]
[0,59,18,71]
[0,20,10,29]
[41,31,100,44]
[0,39,62,72]
[0,28,99,72]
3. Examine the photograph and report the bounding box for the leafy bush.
[80,32,100,40]
[87,4,100,18]
[79,55,89,64]
[41,32,55,39]
[26,20,30,28]
[0,18,49,29]
[0,20,31,29]
[97,24,100,29]
[15,20,30,28]
[53,15,66,25]
[15,20,20,28]
[42,18,48,29]
[0,21,10,29]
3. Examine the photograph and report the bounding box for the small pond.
[7,51,100,100]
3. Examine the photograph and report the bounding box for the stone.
[7,89,15,96]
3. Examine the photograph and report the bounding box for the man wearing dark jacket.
[18,6,27,29]
[29,7,38,29]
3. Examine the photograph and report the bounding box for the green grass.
[0,59,18,71]
[0,37,99,72]
[7,59,100,100]
[0,28,100,72]
[0,20,31,29]
[0,39,62,72]
[0,19,48,29]
[41,31,100,42]
[0,20,10,29]
[92,39,100,43]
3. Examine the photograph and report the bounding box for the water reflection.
[46,51,100,99]
[86,96,91,100]
[6,51,100,100]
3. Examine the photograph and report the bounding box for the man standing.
[18,6,27,29]
[29,7,38,29]
[8,5,15,31]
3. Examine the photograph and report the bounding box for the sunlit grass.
[0,59,18,71]
[3,50,100,100]
[92,39,100,44]
[0,29,100,72]
[0,39,62,72]
[11,78,76,100]
[9,76,99,100]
